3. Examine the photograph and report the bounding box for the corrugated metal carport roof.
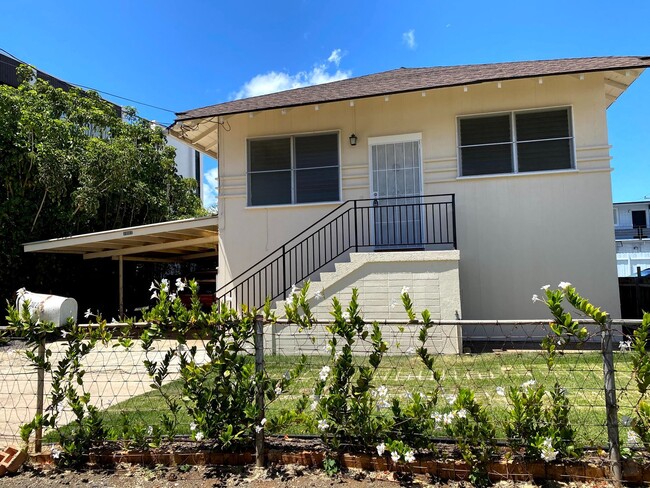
[23,216,218,263]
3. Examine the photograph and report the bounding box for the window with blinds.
[248,133,340,206]
[459,108,573,176]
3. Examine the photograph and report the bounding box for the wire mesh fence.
[0,317,643,456]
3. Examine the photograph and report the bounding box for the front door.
[369,135,423,248]
[632,210,647,228]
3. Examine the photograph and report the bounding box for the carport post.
[118,256,124,318]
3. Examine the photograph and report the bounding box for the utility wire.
[0,47,178,117]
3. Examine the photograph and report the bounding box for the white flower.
[190,422,197,431]
[319,366,330,381]
[255,425,264,433]
[496,387,506,397]
[334,350,343,360]
[401,286,410,295]
[175,278,186,291]
[224,294,233,303]
[431,412,443,424]
[404,450,415,463]
[111,317,118,324]
[443,412,455,425]
[61,329,69,338]
[310,401,318,411]
[84,309,93,318]
[314,289,324,300]
[532,294,540,303]
[619,340,632,352]
[542,437,553,449]
[16,287,27,298]
[541,285,551,291]
[403,391,413,400]
[147,425,153,436]
[342,311,350,320]
[558,281,572,291]
[151,291,158,300]
[275,386,282,395]
[149,282,156,291]
[195,431,204,441]
[456,408,467,419]
[541,447,558,462]
[51,447,61,459]
[325,343,333,353]
[289,284,298,298]
[521,379,536,390]
[376,443,386,455]
[628,430,641,447]
[160,278,169,292]
[391,451,400,462]
[317,419,329,431]
[169,293,177,301]
[444,393,457,405]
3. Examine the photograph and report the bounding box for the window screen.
[248,133,339,206]
[459,108,573,176]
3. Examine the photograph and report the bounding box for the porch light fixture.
[349,134,358,146]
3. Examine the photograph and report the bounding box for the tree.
[0,65,206,308]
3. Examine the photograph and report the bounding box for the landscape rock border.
[27,448,650,484]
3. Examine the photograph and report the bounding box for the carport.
[23,216,218,316]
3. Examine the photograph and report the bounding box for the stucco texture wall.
[216,72,621,319]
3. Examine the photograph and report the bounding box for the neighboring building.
[170,56,650,322]
[0,52,202,193]
[614,201,650,277]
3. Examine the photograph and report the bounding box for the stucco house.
[614,200,650,277]
[169,56,650,322]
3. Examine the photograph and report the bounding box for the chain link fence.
[0,318,643,455]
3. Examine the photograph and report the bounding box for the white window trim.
[456,106,576,178]
[246,130,342,207]
[613,208,619,226]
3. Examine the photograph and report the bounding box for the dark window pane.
[461,144,513,176]
[517,139,572,172]
[296,167,339,203]
[249,171,291,206]
[516,110,569,141]
[249,138,290,171]
[295,133,339,169]
[460,115,511,146]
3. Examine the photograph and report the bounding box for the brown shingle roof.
[175,56,650,122]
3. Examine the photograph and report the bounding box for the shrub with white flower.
[540,437,558,462]
[376,443,385,455]
[319,365,330,381]
[391,451,400,462]
[317,419,329,431]
[496,386,506,397]
[195,431,204,442]
[403,450,415,463]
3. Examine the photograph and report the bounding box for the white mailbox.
[16,291,78,326]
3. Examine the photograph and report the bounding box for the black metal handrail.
[215,194,456,309]
[615,227,648,240]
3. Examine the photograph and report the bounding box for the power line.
[0,47,178,116]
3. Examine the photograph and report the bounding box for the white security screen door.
[369,135,423,248]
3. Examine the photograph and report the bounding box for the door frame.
[367,133,425,248]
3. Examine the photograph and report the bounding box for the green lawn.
[76,350,640,448]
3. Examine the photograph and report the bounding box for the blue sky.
[1,0,649,206]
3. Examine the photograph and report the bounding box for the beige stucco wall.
[216,72,621,319]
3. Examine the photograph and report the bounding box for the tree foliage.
[0,65,206,306]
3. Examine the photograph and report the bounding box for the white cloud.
[402,29,417,50]
[327,48,343,66]
[202,166,218,210]
[233,49,350,99]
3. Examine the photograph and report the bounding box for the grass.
[49,350,640,448]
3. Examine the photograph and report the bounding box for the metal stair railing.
[215,193,456,309]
